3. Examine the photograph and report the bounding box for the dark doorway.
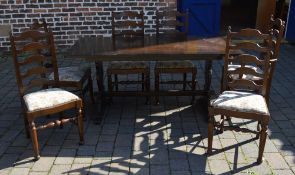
[220,0,258,34]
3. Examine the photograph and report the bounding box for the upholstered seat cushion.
[210,91,269,115]
[155,60,194,69]
[108,61,149,69]
[49,66,88,82]
[23,88,80,112]
[228,64,263,81]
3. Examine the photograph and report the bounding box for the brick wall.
[0,0,176,51]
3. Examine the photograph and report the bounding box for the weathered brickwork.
[0,0,176,51]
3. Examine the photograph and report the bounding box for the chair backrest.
[222,27,273,96]
[111,11,144,40]
[269,15,285,59]
[10,30,59,98]
[30,19,49,32]
[156,9,189,38]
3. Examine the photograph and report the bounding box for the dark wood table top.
[67,35,229,61]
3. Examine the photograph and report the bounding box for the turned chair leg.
[23,114,30,138]
[256,121,261,139]
[29,120,40,160]
[77,107,84,145]
[257,122,268,164]
[207,114,214,154]
[220,115,225,133]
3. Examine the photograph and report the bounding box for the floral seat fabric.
[23,88,80,112]
[49,66,88,82]
[210,91,269,115]
[228,64,263,81]
[155,60,194,69]
[109,61,149,70]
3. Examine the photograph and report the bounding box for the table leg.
[95,61,105,124]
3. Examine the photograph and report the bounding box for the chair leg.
[220,115,225,133]
[207,114,214,154]
[155,70,160,105]
[183,73,187,90]
[257,122,268,164]
[256,121,261,139]
[59,112,64,128]
[114,74,119,91]
[23,114,30,138]
[29,120,40,160]
[88,76,95,104]
[77,107,84,145]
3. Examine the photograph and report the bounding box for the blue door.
[286,0,295,42]
[178,0,221,37]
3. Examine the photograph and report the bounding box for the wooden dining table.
[67,35,229,123]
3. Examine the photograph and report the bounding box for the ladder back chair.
[31,19,95,106]
[154,9,197,104]
[208,27,273,164]
[107,11,150,102]
[10,30,84,160]
[224,16,285,106]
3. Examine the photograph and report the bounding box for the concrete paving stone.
[49,164,71,175]
[99,134,116,142]
[276,121,295,129]
[133,136,149,151]
[169,150,187,159]
[225,152,248,164]
[28,172,48,175]
[170,159,190,171]
[150,149,169,165]
[94,151,112,160]
[269,133,292,146]
[277,145,295,156]
[208,159,231,175]
[69,163,90,175]
[273,169,295,175]
[96,142,114,152]
[129,167,149,175]
[109,162,129,174]
[31,157,55,172]
[77,145,95,156]
[83,134,99,145]
[150,165,170,175]
[73,156,93,164]
[41,146,61,156]
[115,134,133,147]
[13,151,35,168]
[9,168,30,175]
[256,139,279,153]
[284,155,295,167]
[219,138,238,153]
[264,153,290,170]
[54,148,76,165]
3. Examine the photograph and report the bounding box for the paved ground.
[0,43,295,175]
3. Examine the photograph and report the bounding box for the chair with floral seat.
[207,27,273,164]
[154,9,197,104]
[30,19,95,106]
[223,16,285,106]
[10,29,84,160]
[107,11,150,102]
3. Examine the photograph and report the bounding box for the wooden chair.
[30,19,95,106]
[107,11,150,102]
[224,16,285,106]
[10,30,84,160]
[154,9,197,104]
[208,27,273,164]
